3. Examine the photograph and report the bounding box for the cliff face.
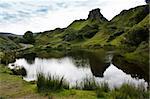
[87,8,108,22]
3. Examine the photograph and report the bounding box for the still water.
[8,50,148,88]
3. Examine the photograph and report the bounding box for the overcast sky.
[0,0,146,35]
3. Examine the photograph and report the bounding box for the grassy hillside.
[0,5,147,52]
[31,4,150,67]
[84,5,149,48]
[0,36,20,51]
[111,5,149,28]
[34,8,109,49]
[111,14,149,49]
[34,5,149,49]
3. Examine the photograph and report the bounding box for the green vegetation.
[96,83,110,98]
[0,4,149,99]
[0,65,35,98]
[125,41,149,66]
[37,73,69,92]
[111,14,149,48]
[0,65,96,99]
[0,51,16,64]
[23,31,35,44]
[0,64,149,98]
[0,36,19,51]
[111,5,148,28]
[78,77,97,90]
[32,5,149,61]
[68,20,89,30]
[105,83,149,99]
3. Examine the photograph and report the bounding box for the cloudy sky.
[0,0,146,35]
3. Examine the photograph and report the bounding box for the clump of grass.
[78,76,149,99]
[96,82,110,98]
[78,77,97,90]
[36,72,149,99]
[104,83,149,99]
[75,76,110,92]
[37,73,69,92]
[110,83,149,99]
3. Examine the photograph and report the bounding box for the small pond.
[8,50,148,89]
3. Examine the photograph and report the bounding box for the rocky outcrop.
[87,8,108,22]
[11,66,27,76]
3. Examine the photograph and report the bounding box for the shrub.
[23,31,35,44]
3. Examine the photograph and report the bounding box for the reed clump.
[37,73,69,92]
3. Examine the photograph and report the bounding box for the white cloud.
[0,0,146,34]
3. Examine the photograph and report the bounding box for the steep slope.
[124,15,149,66]
[82,5,149,48]
[34,8,108,49]
[111,13,149,68]
[111,14,149,49]
[34,4,149,51]
[110,5,149,28]
[111,15,149,77]
[0,36,20,51]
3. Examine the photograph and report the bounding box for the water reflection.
[88,52,110,77]
[20,53,36,64]
[8,56,148,88]
[67,50,111,77]
[112,55,149,82]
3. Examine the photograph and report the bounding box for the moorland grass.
[106,83,149,99]
[37,73,69,92]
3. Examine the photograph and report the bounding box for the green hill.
[31,4,149,66]
[34,8,109,49]
[83,5,149,48]
[0,36,20,51]
[34,5,149,50]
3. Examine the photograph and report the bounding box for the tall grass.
[97,83,149,99]
[36,73,149,98]
[37,73,69,92]
[111,83,149,99]
[75,76,109,93]
[76,77,110,98]
[75,76,149,98]
[96,82,110,98]
[79,77,97,90]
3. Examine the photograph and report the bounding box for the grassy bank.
[36,72,149,99]
[0,65,149,99]
[0,64,36,98]
[0,65,96,99]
